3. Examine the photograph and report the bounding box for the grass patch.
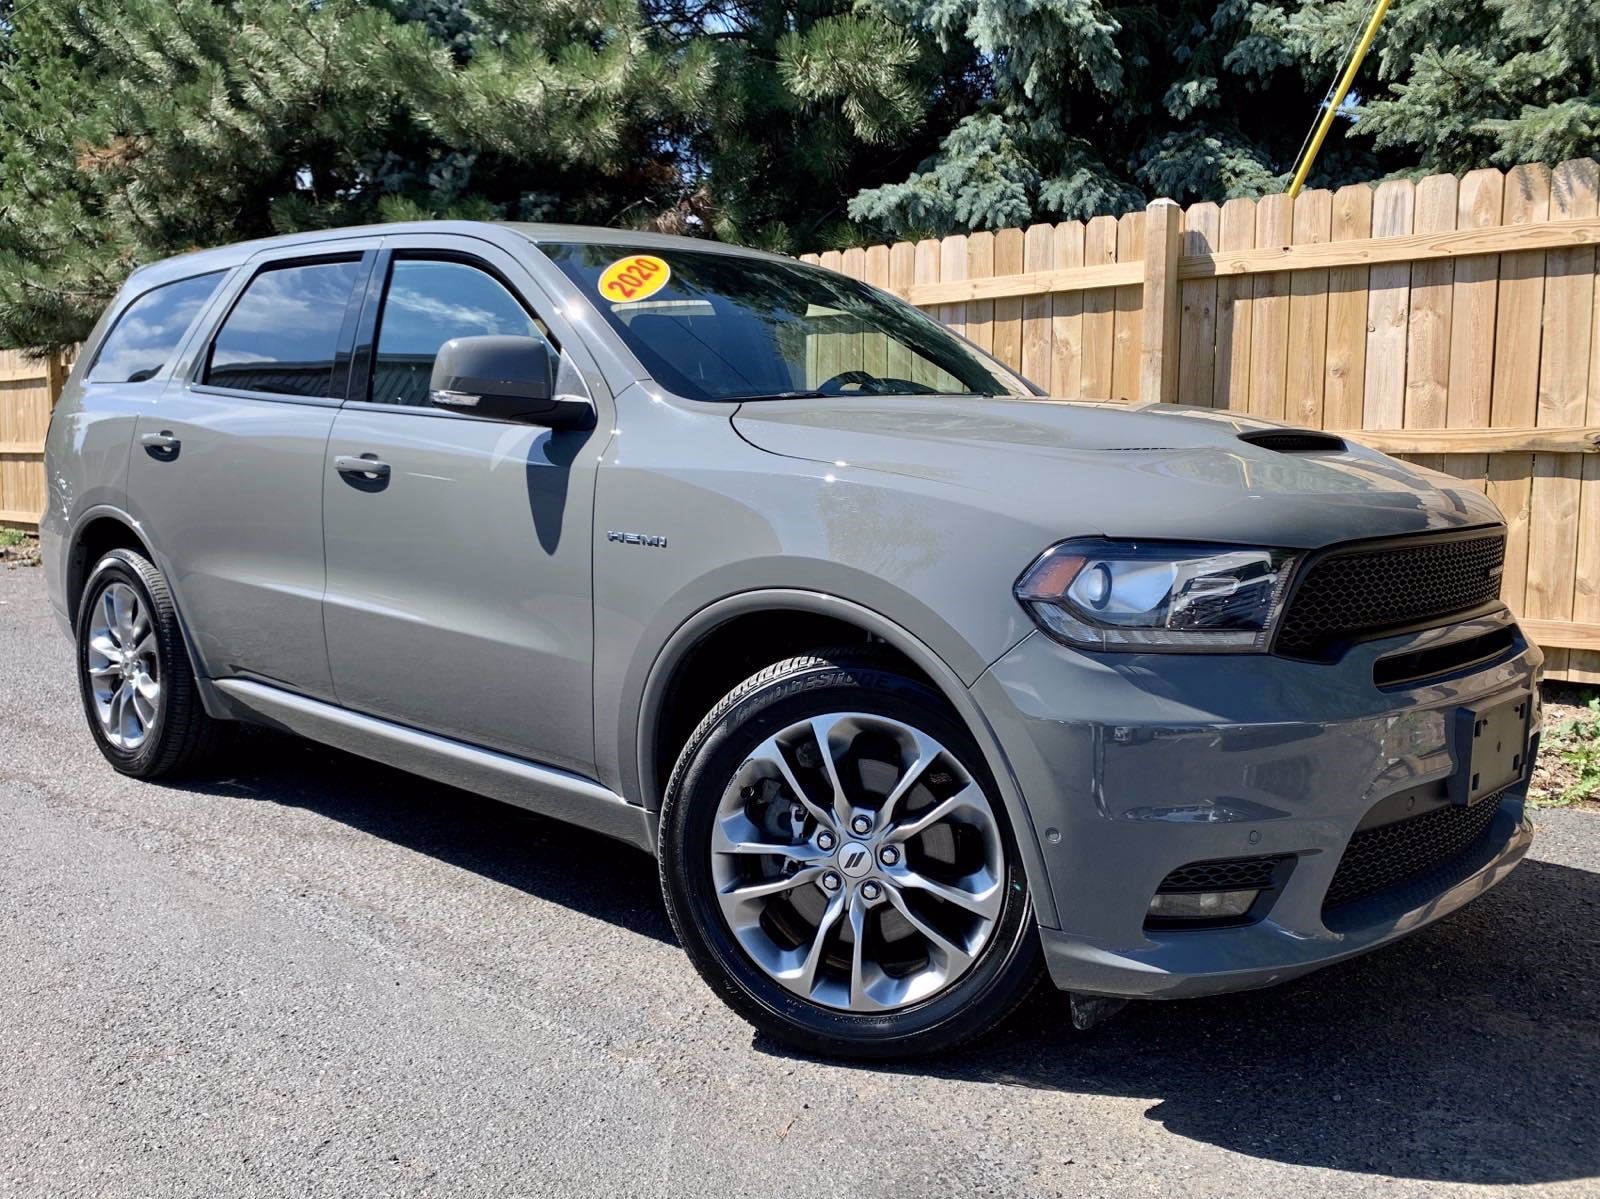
[1530,694,1600,809]
[0,527,28,548]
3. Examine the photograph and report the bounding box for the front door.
[321,236,605,776]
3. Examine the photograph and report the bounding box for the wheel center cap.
[837,842,873,878]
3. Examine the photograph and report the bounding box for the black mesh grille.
[1157,856,1286,893]
[1275,531,1505,660]
[1323,791,1505,912]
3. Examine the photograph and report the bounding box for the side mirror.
[428,335,594,429]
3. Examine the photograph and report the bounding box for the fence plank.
[965,232,996,354]
[1448,169,1504,430]
[938,234,968,341]
[1406,173,1458,428]
[1324,184,1374,430]
[863,244,891,379]
[1364,179,1415,429]
[1489,163,1553,619]
[1178,202,1220,407]
[1051,221,1087,397]
[1140,200,1182,405]
[1248,193,1294,419]
[913,239,942,388]
[993,228,1025,372]
[887,241,916,381]
[1080,216,1119,398]
[1111,212,1145,400]
[1285,189,1332,427]
[1214,197,1257,410]
[1446,168,1505,499]
[1020,224,1054,388]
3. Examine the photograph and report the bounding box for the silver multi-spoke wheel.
[710,712,1005,1012]
[86,581,161,751]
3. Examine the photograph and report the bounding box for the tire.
[659,649,1040,1059]
[74,548,221,778]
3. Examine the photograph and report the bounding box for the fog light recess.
[1144,854,1293,929]
[1146,889,1259,922]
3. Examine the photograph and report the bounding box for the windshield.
[537,241,1031,403]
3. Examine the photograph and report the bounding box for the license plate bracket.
[1450,694,1531,806]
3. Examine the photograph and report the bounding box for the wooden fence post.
[1140,198,1182,405]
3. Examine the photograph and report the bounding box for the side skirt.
[213,678,655,853]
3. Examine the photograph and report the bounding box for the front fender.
[624,587,1060,929]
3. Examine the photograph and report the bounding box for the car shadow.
[806,852,1600,1186]
[183,727,677,946]
[179,733,1596,1184]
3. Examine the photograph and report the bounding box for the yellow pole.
[1287,0,1392,199]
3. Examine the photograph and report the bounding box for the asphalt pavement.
[2,563,1596,1198]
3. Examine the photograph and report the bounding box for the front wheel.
[659,651,1039,1059]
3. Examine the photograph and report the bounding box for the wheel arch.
[65,506,227,720]
[634,589,1059,928]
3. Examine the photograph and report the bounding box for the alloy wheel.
[709,712,1005,1012]
[85,581,162,751]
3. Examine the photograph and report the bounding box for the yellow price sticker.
[598,254,672,304]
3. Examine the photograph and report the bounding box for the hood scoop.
[1237,428,1347,454]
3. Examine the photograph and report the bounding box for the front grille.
[1157,855,1287,893]
[1323,791,1505,912]
[1275,530,1505,661]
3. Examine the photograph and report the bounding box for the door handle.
[334,453,391,480]
[140,430,180,458]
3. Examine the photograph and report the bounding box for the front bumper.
[973,609,1540,999]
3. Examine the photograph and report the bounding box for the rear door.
[127,240,378,700]
[321,234,607,775]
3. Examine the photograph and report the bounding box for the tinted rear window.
[205,259,361,397]
[87,272,225,384]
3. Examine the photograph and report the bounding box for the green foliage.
[1,0,1598,347]
[1536,697,1600,808]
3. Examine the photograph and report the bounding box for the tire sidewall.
[660,659,1038,1057]
[74,551,177,775]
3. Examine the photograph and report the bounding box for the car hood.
[730,396,1503,548]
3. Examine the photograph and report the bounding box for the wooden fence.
[4,160,1599,680]
[0,347,63,531]
[803,159,1600,683]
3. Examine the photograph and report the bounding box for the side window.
[369,259,541,407]
[86,272,225,384]
[205,259,361,397]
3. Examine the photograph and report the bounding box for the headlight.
[1014,539,1301,652]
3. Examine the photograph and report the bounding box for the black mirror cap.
[428,335,594,429]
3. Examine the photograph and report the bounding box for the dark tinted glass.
[539,242,1027,402]
[87,272,225,384]
[206,260,361,397]
[370,260,540,406]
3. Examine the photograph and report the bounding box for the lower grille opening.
[1373,625,1517,689]
[1323,790,1507,914]
[1146,855,1294,930]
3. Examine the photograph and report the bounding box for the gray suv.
[43,222,1539,1058]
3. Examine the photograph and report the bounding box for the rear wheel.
[75,548,220,778]
[659,651,1039,1058]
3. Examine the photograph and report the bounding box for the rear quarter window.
[86,271,226,384]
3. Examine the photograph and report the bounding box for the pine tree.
[3,0,1598,349]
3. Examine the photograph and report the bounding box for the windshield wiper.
[724,389,830,401]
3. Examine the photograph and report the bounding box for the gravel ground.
[2,564,1597,1198]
